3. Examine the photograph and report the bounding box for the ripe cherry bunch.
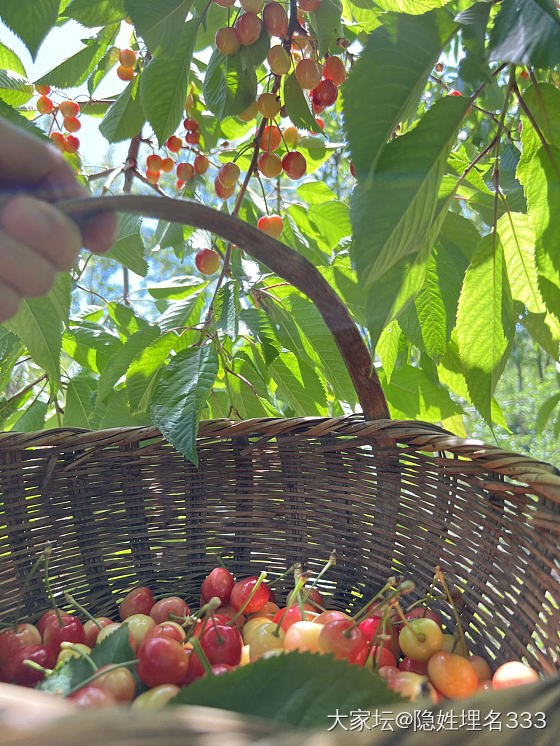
[0,554,542,710]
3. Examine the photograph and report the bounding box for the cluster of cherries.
[0,564,541,710]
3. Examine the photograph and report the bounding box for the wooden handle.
[58,194,390,420]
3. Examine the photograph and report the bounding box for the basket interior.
[1,418,559,672]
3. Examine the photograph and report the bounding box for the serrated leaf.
[456,234,515,424]
[99,76,145,143]
[521,311,560,359]
[38,624,135,696]
[87,47,120,96]
[140,19,198,145]
[373,0,450,11]
[0,98,45,138]
[103,214,147,276]
[0,0,58,59]
[64,0,127,26]
[283,72,321,133]
[456,3,492,85]
[147,276,204,300]
[12,399,48,432]
[0,41,27,76]
[536,393,560,433]
[36,27,116,87]
[308,201,351,252]
[489,0,560,68]
[170,651,401,727]
[215,281,239,340]
[414,254,447,363]
[297,181,337,204]
[4,273,70,383]
[380,364,463,422]
[270,352,327,415]
[150,344,219,465]
[309,0,343,56]
[203,49,257,120]
[344,8,457,180]
[126,332,177,414]
[157,292,204,333]
[497,212,543,313]
[64,375,96,428]
[0,69,33,107]
[377,323,401,383]
[124,0,192,56]
[239,308,281,365]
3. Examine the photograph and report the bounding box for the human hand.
[0,118,117,322]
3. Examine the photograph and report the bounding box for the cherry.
[200,624,243,666]
[520,69,530,79]
[378,665,399,682]
[298,0,322,9]
[50,132,66,151]
[234,12,262,46]
[176,162,195,181]
[146,169,160,185]
[448,90,461,97]
[137,636,188,687]
[317,619,367,664]
[258,151,282,178]
[117,66,135,81]
[37,96,54,114]
[182,648,205,685]
[214,176,235,200]
[282,151,306,180]
[267,45,291,76]
[247,622,284,661]
[303,588,324,611]
[94,664,136,703]
[150,597,189,625]
[283,126,299,148]
[0,644,55,687]
[64,135,80,153]
[183,117,199,131]
[479,679,493,690]
[389,671,428,702]
[119,49,137,68]
[145,621,186,643]
[260,124,282,151]
[216,27,241,55]
[398,618,442,662]
[185,131,200,145]
[161,157,175,173]
[315,117,325,131]
[230,577,271,614]
[35,84,50,95]
[131,684,180,709]
[295,59,322,90]
[405,607,442,627]
[323,56,346,86]
[209,663,233,675]
[238,100,258,122]
[63,117,81,132]
[215,605,245,628]
[166,135,182,152]
[213,0,236,6]
[43,615,86,656]
[84,617,113,648]
[243,617,271,644]
[469,654,491,681]
[176,178,185,190]
[399,656,428,675]
[257,92,281,119]
[195,248,221,275]
[217,161,241,188]
[358,616,399,658]
[96,623,137,651]
[314,610,350,625]
[365,646,397,670]
[312,79,338,107]
[241,0,264,10]
[492,660,538,689]
[68,685,117,708]
[194,154,210,174]
[284,621,321,652]
[257,215,284,239]
[146,154,163,172]
[263,2,289,37]
[435,62,444,73]
[57,643,91,666]
[0,624,41,664]
[124,613,156,646]
[428,651,479,699]
[312,101,325,114]
[201,567,235,605]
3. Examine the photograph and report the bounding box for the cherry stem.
[210,615,224,645]
[227,572,267,626]
[13,546,48,631]
[42,543,62,626]
[393,601,425,643]
[300,552,336,606]
[66,659,139,696]
[351,579,394,626]
[435,566,467,656]
[266,563,297,589]
[216,556,228,570]
[60,642,97,672]
[22,659,53,675]
[64,592,101,630]
[189,636,214,676]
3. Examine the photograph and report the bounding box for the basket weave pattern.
[1,416,559,671]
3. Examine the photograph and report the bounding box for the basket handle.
[56,194,390,420]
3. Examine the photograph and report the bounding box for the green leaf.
[344,8,457,180]
[380,365,463,422]
[0,98,45,138]
[297,181,337,204]
[38,624,135,697]
[521,311,560,359]
[283,72,321,133]
[0,70,33,107]
[536,393,560,433]
[4,273,70,383]
[497,212,543,313]
[170,651,401,727]
[150,344,219,465]
[373,0,450,11]
[0,0,59,59]
[64,0,127,26]
[99,76,145,143]
[103,214,147,276]
[126,332,177,414]
[456,3,492,85]
[239,308,280,365]
[124,0,192,55]
[36,27,116,87]
[308,201,352,252]
[489,0,560,68]
[270,352,327,415]
[287,296,357,406]
[414,254,447,363]
[215,281,239,340]
[64,374,96,428]
[157,292,204,333]
[456,234,515,424]
[376,323,401,382]
[239,24,270,68]
[87,46,120,96]
[0,41,27,76]
[140,19,198,145]
[309,0,343,56]
[203,49,257,120]
[12,399,48,432]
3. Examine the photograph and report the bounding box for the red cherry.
[214,176,235,200]
[137,636,188,688]
[201,567,235,605]
[59,100,80,118]
[195,248,221,275]
[257,215,283,239]
[64,135,79,153]
[150,597,190,625]
[369,646,397,669]
[295,59,322,90]
[215,606,245,628]
[36,96,54,115]
[35,84,50,95]
[144,621,186,644]
[166,135,182,152]
[260,125,282,151]
[194,154,210,174]
[1,645,56,687]
[312,79,338,107]
[182,648,205,685]
[272,605,315,632]
[176,179,185,190]
[399,656,429,675]
[298,0,322,9]
[257,151,282,178]
[161,157,175,173]
[43,615,86,656]
[323,56,346,86]
[404,607,442,628]
[200,624,243,666]
[63,116,81,132]
[209,663,233,675]
[84,618,113,648]
[315,117,325,131]
[119,587,154,620]
[230,577,271,614]
[50,132,66,151]
[117,66,135,81]
[177,162,195,181]
[234,12,262,46]
[68,685,117,708]
[146,169,160,185]
[317,620,367,664]
[185,131,200,145]
[448,90,461,97]
[183,117,199,132]
[216,27,241,55]
[282,151,306,180]
[217,161,240,188]
[119,49,137,68]
[0,624,41,664]
[146,154,163,172]
[350,162,356,178]
[263,2,289,37]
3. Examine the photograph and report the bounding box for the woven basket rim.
[0,415,558,501]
